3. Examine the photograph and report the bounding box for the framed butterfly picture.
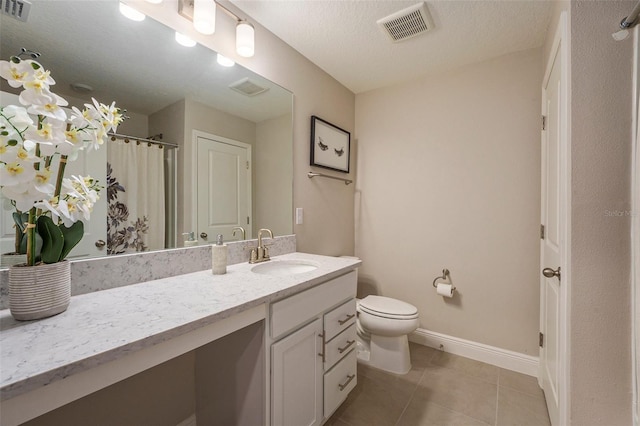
[310,115,351,173]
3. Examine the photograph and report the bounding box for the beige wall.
[23,352,196,426]
[569,1,633,424]
[130,0,357,256]
[255,114,294,236]
[355,48,542,355]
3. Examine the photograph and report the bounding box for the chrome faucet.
[232,226,246,240]
[250,228,273,263]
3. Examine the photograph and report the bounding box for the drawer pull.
[338,374,356,391]
[338,313,355,326]
[338,340,356,354]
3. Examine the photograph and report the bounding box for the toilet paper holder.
[432,269,455,290]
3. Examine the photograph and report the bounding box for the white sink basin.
[251,260,319,276]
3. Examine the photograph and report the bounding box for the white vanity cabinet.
[270,270,358,426]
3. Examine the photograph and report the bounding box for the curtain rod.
[108,133,179,149]
[621,1,640,28]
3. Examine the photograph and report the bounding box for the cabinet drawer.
[271,271,357,340]
[325,324,356,371]
[324,299,356,342]
[323,349,357,418]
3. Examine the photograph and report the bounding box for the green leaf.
[18,230,42,256]
[10,56,19,63]
[7,139,18,146]
[37,216,64,264]
[59,221,84,261]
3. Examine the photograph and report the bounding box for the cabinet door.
[272,318,323,426]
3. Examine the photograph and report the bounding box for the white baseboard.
[409,328,539,377]
[176,413,196,426]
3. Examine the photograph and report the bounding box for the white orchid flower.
[0,161,36,185]
[27,93,68,121]
[1,182,48,212]
[24,118,66,156]
[0,145,40,165]
[1,105,33,131]
[69,106,91,129]
[36,196,72,227]
[33,167,55,195]
[0,59,34,88]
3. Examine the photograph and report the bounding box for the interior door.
[196,134,252,244]
[540,24,563,426]
[64,146,108,259]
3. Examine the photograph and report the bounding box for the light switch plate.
[295,208,303,225]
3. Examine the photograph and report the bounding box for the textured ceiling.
[230,0,554,94]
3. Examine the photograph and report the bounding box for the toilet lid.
[359,295,418,318]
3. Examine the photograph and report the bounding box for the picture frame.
[310,115,351,173]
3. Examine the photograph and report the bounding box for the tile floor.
[327,343,551,426]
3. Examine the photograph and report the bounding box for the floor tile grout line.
[393,388,418,426]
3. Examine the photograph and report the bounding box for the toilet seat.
[358,296,418,320]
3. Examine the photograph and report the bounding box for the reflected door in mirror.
[196,134,252,244]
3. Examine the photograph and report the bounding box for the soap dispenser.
[212,234,227,275]
[183,232,197,247]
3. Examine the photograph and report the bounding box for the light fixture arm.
[214,1,244,23]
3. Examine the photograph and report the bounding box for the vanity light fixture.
[145,0,163,3]
[236,21,254,58]
[193,0,216,35]
[119,2,145,21]
[175,31,196,47]
[216,53,235,67]
[178,0,256,58]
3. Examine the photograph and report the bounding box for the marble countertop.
[0,252,361,401]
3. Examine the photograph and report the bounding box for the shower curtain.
[107,137,165,255]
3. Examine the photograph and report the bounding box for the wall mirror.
[0,0,293,266]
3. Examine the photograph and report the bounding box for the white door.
[62,147,108,259]
[272,318,323,426]
[539,14,567,426]
[196,134,252,244]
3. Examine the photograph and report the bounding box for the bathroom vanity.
[0,252,361,426]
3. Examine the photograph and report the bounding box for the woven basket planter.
[8,260,71,321]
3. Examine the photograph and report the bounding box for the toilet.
[355,295,419,375]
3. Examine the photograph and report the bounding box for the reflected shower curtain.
[107,137,165,254]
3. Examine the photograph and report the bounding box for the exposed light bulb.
[193,0,216,35]
[216,54,235,67]
[145,0,163,3]
[236,21,255,58]
[119,2,145,21]
[175,32,196,47]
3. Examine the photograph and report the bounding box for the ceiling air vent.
[377,2,433,43]
[229,78,269,97]
[1,0,31,22]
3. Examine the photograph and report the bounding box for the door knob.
[95,239,106,248]
[542,266,561,281]
[200,232,208,239]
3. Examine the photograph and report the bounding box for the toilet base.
[356,334,411,375]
